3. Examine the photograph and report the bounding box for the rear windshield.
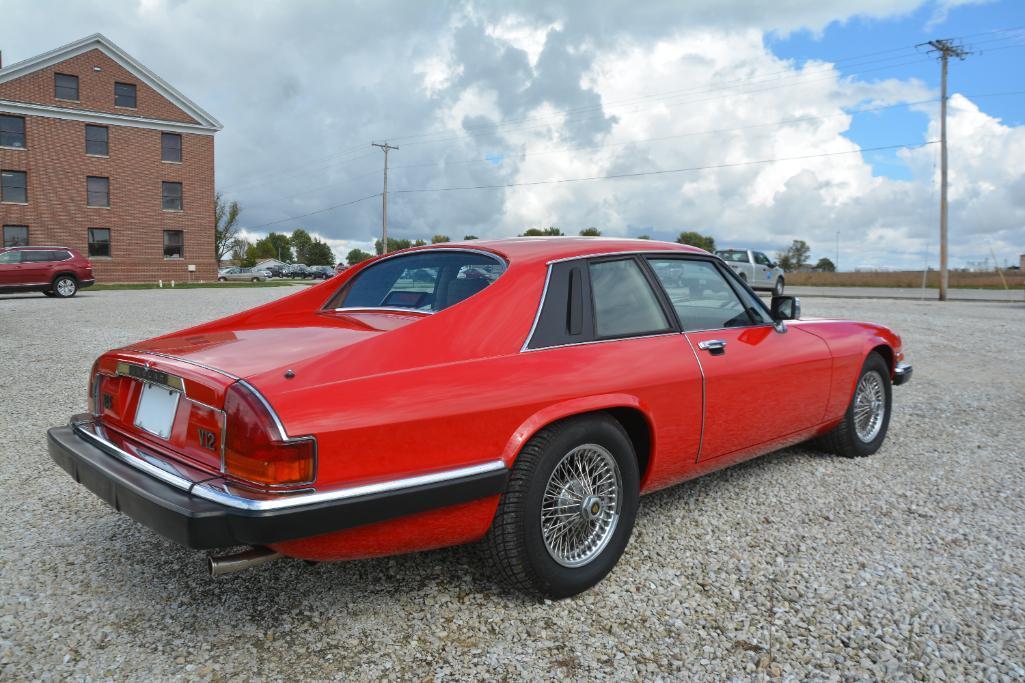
[329,250,506,313]
[715,250,748,263]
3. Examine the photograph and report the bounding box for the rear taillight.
[87,359,102,414]
[223,382,315,487]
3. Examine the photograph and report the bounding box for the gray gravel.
[1,287,1023,681]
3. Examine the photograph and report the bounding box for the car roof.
[1,245,74,250]
[390,237,705,266]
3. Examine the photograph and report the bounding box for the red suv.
[0,246,95,298]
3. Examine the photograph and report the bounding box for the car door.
[0,249,22,285]
[644,256,832,462]
[753,251,774,287]
[17,250,53,285]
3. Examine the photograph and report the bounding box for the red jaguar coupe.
[48,238,911,598]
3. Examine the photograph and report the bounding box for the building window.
[88,228,111,257]
[1,170,28,203]
[162,181,183,211]
[55,73,79,100]
[0,115,26,149]
[3,225,29,247]
[163,230,184,259]
[114,82,137,108]
[87,176,110,207]
[161,133,182,162]
[85,125,109,156]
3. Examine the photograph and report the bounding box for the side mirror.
[771,295,801,321]
[768,261,777,269]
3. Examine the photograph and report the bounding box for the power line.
[392,141,938,195]
[244,192,382,231]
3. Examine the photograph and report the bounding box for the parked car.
[335,263,350,275]
[262,265,288,278]
[217,267,267,282]
[48,238,911,598]
[284,263,311,279]
[307,265,335,279]
[0,245,95,298]
[715,248,785,295]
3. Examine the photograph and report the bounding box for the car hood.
[126,311,420,381]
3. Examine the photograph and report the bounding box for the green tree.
[579,227,602,237]
[521,226,564,236]
[463,234,479,240]
[242,243,259,268]
[305,239,335,266]
[253,232,293,262]
[431,234,451,244]
[346,248,373,265]
[676,231,716,252]
[290,228,314,263]
[815,257,836,272]
[214,192,242,261]
[412,239,428,247]
[230,238,251,263]
[374,237,413,255]
[636,235,651,240]
[776,240,811,271]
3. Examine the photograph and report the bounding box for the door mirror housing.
[771,295,801,321]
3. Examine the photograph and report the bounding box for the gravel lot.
[1,287,1023,681]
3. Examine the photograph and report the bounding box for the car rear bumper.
[80,278,96,289]
[47,418,508,550]
[893,361,913,386]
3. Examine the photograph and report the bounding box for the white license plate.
[134,382,180,439]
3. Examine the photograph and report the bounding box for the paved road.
[786,285,1023,302]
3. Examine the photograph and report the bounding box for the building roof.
[0,33,221,132]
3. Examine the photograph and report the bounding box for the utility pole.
[372,142,399,254]
[922,38,969,300]
[835,231,840,272]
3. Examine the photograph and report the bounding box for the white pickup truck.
[715,248,786,295]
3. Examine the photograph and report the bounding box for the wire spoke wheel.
[541,444,622,568]
[853,370,886,442]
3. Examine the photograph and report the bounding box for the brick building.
[0,34,221,282]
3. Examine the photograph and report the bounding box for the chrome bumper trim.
[69,415,507,512]
[893,361,913,386]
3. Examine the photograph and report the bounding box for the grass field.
[787,270,1024,289]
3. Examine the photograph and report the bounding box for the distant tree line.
[230,228,335,267]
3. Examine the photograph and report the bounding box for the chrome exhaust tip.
[208,547,282,577]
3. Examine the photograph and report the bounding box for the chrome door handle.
[697,339,727,355]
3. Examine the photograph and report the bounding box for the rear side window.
[588,258,670,339]
[330,251,506,313]
[21,250,53,263]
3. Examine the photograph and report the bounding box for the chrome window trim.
[522,331,682,353]
[69,415,506,512]
[332,306,434,316]
[519,264,553,352]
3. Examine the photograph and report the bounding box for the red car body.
[0,245,95,297]
[48,238,910,588]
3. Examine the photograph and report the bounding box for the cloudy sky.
[3,0,1024,268]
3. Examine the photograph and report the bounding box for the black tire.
[251,277,259,282]
[814,352,892,458]
[773,277,785,296]
[218,277,227,282]
[52,275,78,298]
[485,414,640,599]
[42,290,56,297]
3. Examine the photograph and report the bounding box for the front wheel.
[773,277,785,296]
[251,277,259,282]
[52,275,78,298]
[815,352,892,457]
[486,414,639,599]
[218,277,227,281]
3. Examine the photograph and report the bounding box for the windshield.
[329,250,506,313]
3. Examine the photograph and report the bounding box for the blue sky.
[770,0,1025,180]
